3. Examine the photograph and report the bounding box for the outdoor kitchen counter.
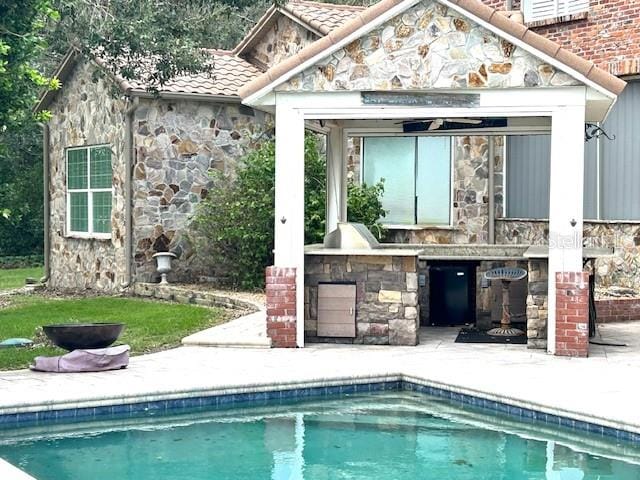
[304,245,423,256]
[523,245,613,259]
[417,244,530,261]
[304,244,528,258]
[305,244,614,261]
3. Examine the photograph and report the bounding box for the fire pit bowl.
[43,323,125,351]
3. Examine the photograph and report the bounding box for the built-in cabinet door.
[317,284,356,338]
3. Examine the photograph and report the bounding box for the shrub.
[192,134,385,290]
[0,254,44,269]
[191,141,276,290]
[0,123,44,257]
[347,178,386,239]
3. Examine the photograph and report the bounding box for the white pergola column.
[326,126,346,234]
[274,102,306,347]
[547,105,586,354]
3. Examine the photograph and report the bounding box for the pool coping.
[0,458,37,479]
[1,373,639,444]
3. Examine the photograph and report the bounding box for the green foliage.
[49,0,273,90]
[191,140,276,291]
[304,135,327,244]
[0,123,44,256]
[347,178,386,239]
[0,255,44,269]
[0,0,59,133]
[0,296,225,369]
[193,134,386,290]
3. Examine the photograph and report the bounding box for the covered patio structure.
[239,0,625,356]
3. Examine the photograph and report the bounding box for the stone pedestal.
[526,259,549,349]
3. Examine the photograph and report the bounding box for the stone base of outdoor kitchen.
[304,253,420,346]
[297,242,604,355]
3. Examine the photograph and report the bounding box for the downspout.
[488,136,496,244]
[39,122,50,283]
[121,96,139,289]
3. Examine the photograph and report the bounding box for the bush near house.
[0,124,45,258]
[192,134,386,290]
[0,255,44,269]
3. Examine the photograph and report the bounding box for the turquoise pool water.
[1,392,640,479]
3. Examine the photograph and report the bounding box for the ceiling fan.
[398,118,507,132]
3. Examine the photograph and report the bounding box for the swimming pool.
[1,392,639,479]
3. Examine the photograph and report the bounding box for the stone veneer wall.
[244,15,319,70]
[305,255,419,345]
[280,0,579,92]
[526,259,549,349]
[496,219,640,292]
[47,60,128,291]
[132,99,271,282]
[346,137,362,182]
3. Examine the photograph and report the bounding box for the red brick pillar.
[266,266,297,348]
[555,272,589,357]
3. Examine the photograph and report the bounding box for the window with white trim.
[522,0,589,22]
[66,145,113,237]
[362,136,452,226]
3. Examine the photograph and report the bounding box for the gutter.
[129,91,242,104]
[121,97,139,289]
[39,123,51,283]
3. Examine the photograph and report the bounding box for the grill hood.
[323,223,380,250]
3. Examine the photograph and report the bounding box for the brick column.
[555,272,589,357]
[266,266,297,348]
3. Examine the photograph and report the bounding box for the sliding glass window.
[362,136,452,226]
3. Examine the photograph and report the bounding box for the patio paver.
[0,321,639,435]
[182,311,270,348]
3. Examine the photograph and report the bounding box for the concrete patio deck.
[0,322,639,436]
[182,311,270,348]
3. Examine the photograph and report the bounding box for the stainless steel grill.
[323,223,381,250]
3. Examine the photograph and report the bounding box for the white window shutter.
[557,0,590,16]
[523,0,589,22]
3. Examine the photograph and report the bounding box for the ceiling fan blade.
[443,118,482,124]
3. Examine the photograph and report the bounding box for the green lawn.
[0,266,44,291]
[0,296,227,370]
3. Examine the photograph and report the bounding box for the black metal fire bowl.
[43,323,125,351]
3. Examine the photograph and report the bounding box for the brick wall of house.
[555,272,590,357]
[482,0,640,75]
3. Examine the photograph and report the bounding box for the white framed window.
[522,0,589,22]
[362,136,453,227]
[66,145,113,239]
